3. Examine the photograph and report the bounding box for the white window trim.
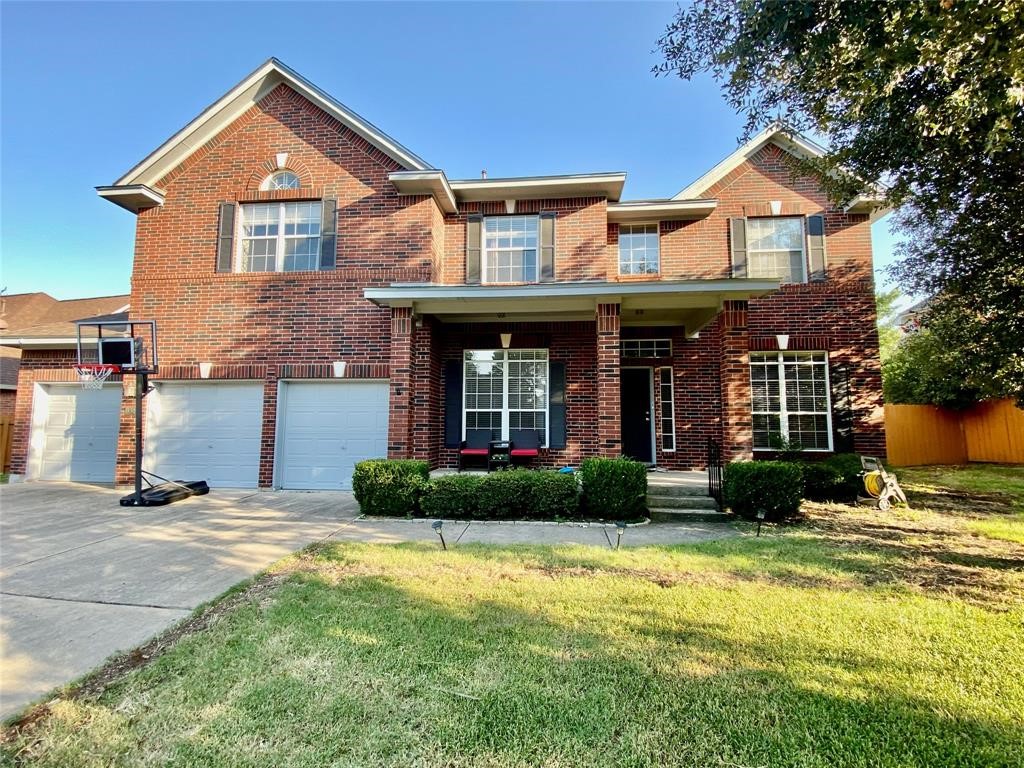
[235,201,322,274]
[746,216,808,284]
[462,349,549,448]
[260,170,301,191]
[659,366,676,453]
[482,215,540,285]
[751,351,834,452]
[622,338,672,358]
[618,221,661,276]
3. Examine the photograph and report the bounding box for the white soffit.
[107,58,431,195]
[607,199,717,223]
[388,171,457,213]
[448,173,626,203]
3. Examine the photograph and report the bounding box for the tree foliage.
[875,288,901,362]
[657,0,1024,403]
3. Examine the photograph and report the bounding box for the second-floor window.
[746,217,806,283]
[619,223,660,275]
[238,202,322,273]
[484,215,538,283]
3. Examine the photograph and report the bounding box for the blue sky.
[0,1,898,301]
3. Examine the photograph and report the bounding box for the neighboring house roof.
[0,294,130,353]
[98,58,432,212]
[896,298,931,334]
[673,123,888,219]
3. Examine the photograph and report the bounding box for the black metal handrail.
[707,437,723,505]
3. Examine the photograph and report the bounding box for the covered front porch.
[365,279,777,470]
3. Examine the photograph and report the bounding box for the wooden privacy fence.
[885,399,1024,466]
[0,416,12,473]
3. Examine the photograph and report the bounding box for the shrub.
[579,457,648,520]
[352,459,429,517]
[823,453,865,501]
[420,474,483,519]
[724,461,803,521]
[797,462,845,501]
[475,470,579,520]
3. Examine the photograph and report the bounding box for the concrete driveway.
[1,482,734,720]
[0,482,356,719]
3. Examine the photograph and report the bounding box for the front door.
[620,368,654,463]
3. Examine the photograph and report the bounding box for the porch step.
[648,507,731,523]
[646,493,719,510]
[645,481,710,498]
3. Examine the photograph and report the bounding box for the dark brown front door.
[620,368,653,463]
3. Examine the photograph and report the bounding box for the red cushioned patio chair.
[459,429,491,471]
[509,429,542,466]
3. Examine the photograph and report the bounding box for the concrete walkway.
[0,481,734,719]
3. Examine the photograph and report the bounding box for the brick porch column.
[387,306,414,459]
[596,302,622,457]
[720,300,753,462]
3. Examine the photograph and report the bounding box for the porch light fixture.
[776,334,790,350]
[431,519,447,550]
[198,362,213,379]
[332,361,347,378]
[500,333,512,349]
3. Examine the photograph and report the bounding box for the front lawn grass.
[4,479,1023,767]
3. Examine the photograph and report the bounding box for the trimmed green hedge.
[823,453,865,500]
[797,462,846,502]
[579,457,647,520]
[724,460,804,521]
[419,474,482,519]
[352,459,429,517]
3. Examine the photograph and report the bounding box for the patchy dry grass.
[3,467,1023,767]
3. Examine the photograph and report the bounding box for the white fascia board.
[607,199,717,223]
[388,170,457,213]
[112,58,431,190]
[674,124,828,200]
[0,337,92,349]
[365,278,780,304]
[95,184,165,213]
[448,173,627,202]
[0,384,17,391]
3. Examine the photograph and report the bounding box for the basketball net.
[73,364,119,390]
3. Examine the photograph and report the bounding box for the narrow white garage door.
[144,382,263,488]
[277,381,389,490]
[29,384,121,482]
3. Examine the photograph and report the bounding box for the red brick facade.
[9,76,886,485]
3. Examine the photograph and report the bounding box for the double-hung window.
[238,201,322,273]
[750,352,832,450]
[746,217,806,283]
[619,223,660,275]
[464,349,548,445]
[483,215,538,283]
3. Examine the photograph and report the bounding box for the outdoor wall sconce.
[198,362,212,379]
[332,361,347,378]
[776,334,790,350]
[500,333,512,349]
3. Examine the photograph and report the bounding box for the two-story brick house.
[8,58,885,489]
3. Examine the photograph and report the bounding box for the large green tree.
[657,0,1024,403]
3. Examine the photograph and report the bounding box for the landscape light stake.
[615,522,626,550]
[756,509,766,537]
[432,520,446,550]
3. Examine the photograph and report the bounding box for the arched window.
[261,171,301,191]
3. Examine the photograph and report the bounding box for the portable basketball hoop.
[73,363,120,390]
[71,317,209,507]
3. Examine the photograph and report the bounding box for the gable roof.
[99,58,431,212]
[673,124,886,217]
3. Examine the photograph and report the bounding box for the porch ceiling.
[364,278,779,331]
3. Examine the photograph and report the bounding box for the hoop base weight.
[120,480,210,507]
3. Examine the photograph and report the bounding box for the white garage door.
[29,384,122,482]
[144,382,263,488]
[277,381,389,490]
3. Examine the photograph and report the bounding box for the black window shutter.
[320,198,338,270]
[444,360,464,448]
[729,218,747,278]
[466,213,482,284]
[807,214,827,281]
[549,361,567,449]
[216,202,236,273]
[539,211,556,282]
